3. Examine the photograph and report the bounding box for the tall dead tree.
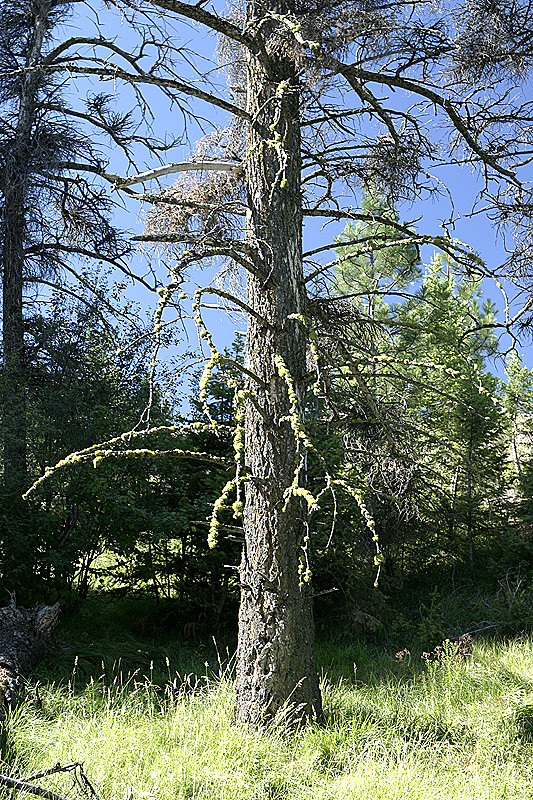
[0,0,198,503]
[234,6,322,723]
[115,0,533,727]
[0,0,123,498]
[0,0,202,604]
[21,0,533,726]
[0,0,55,494]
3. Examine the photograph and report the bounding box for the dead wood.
[0,762,101,800]
[0,598,60,719]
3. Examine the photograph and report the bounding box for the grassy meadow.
[3,597,533,800]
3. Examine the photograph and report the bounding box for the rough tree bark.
[2,115,29,496]
[1,0,51,494]
[0,599,60,720]
[235,5,322,726]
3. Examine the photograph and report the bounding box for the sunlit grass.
[6,625,533,800]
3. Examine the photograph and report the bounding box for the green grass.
[6,605,533,800]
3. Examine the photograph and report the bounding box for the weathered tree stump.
[0,599,59,719]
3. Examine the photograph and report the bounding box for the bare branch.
[133,0,256,50]
[0,774,70,800]
[0,62,250,120]
[333,60,518,183]
[113,160,242,189]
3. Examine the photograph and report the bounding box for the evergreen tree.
[393,257,506,571]
[327,229,507,580]
[501,353,533,481]
[335,188,421,320]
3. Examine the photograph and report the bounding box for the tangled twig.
[0,762,102,800]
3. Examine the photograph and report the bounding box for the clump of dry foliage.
[144,125,245,242]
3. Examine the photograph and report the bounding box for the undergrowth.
[3,598,533,799]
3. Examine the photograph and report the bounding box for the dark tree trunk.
[1,1,50,495]
[235,8,322,726]
[0,599,60,720]
[467,419,474,572]
[2,162,28,494]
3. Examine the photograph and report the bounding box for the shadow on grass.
[32,594,233,694]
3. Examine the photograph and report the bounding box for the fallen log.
[0,598,60,719]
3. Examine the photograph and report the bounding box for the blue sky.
[50,1,533,400]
